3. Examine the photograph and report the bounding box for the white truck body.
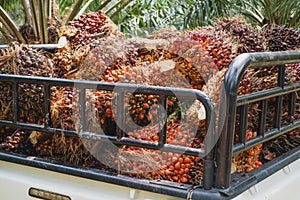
[0,157,299,200]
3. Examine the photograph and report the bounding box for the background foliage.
[0,0,299,43]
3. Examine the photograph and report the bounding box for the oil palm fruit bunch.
[164,37,211,90]
[52,45,90,79]
[78,40,149,131]
[189,28,236,71]
[53,15,121,80]
[19,24,36,44]
[233,141,263,173]
[0,82,13,136]
[52,49,73,78]
[214,17,265,54]
[128,31,226,91]
[35,132,102,168]
[264,25,300,51]
[0,42,53,127]
[53,11,121,78]
[94,65,159,132]
[19,17,61,44]
[132,33,212,90]
[0,129,36,155]
[116,123,204,184]
[76,37,139,81]
[133,35,216,127]
[80,36,189,130]
[50,86,75,130]
[130,36,208,126]
[60,11,119,49]
[47,17,61,44]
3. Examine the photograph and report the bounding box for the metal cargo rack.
[0,44,299,200]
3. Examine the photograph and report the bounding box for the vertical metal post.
[274,65,285,129]
[158,95,167,147]
[12,82,18,123]
[43,83,50,128]
[238,105,248,144]
[215,53,252,188]
[203,105,215,190]
[78,87,86,134]
[258,100,268,136]
[215,90,237,188]
[116,91,125,140]
[288,92,296,118]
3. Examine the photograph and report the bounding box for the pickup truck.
[0,46,299,200]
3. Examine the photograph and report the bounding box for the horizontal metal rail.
[215,50,300,189]
[236,83,300,107]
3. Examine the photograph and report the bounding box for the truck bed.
[0,47,299,200]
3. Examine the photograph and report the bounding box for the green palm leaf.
[0,6,25,43]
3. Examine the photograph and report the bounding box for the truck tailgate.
[0,160,184,200]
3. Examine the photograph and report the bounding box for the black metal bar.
[158,95,167,147]
[79,131,206,157]
[273,65,285,129]
[288,92,296,117]
[238,105,248,144]
[243,51,300,68]
[203,154,214,190]
[274,95,283,129]
[116,91,125,140]
[236,83,300,106]
[0,74,213,100]
[257,100,268,136]
[12,82,18,123]
[0,120,77,135]
[277,65,286,88]
[43,83,50,128]
[78,87,86,133]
